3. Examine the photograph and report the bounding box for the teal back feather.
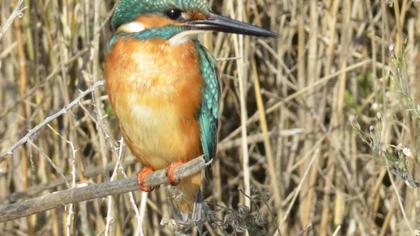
[195,42,220,162]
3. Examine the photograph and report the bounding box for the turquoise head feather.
[111,0,210,29]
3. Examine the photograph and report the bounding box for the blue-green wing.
[195,43,220,163]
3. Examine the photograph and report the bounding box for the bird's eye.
[166,9,182,20]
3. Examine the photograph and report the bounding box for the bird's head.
[111,0,277,42]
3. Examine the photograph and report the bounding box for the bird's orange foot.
[137,166,157,192]
[166,161,184,186]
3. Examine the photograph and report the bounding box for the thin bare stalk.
[105,139,125,236]
[0,80,105,160]
[0,0,25,40]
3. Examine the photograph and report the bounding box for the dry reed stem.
[0,0,24,40]
[1,0,419,235]
[251,61,282,229]
[0,80,105,159]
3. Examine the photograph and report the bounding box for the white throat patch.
[117,22,146,33]
[169,30,204,46]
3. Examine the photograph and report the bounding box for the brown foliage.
[0,0,419,235]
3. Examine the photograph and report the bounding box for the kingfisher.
[105,0,276,217]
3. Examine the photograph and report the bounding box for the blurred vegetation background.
[0,0,419,235]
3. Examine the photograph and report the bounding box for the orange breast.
[105,38,203,169]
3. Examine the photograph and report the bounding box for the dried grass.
[0,0,419,235]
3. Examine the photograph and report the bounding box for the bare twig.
[137,192,148,236]
[251,61,282,230]
[0,155,207,222]
[281,146,322,225]
[115,142,144,236]
[105,138,124,236]
[66,142,77,236]
[0,0,25,40]
[231,0,251,212]
[388,168,415,234]
[0,80,105,160]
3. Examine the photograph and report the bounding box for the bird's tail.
[168,171,203,221]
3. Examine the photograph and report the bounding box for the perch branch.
[1,128,304,203]
[0,155,207,222]
[0,80,105,161]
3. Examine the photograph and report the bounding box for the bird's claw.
[137,166,157,192]
[166,161,184,186]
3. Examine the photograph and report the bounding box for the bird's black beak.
[188,13,277,37]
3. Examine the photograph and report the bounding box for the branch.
[0,0,25,40]
[1,128,304,204]
[0,155,208,222]
[0,157,137,203]
[0,80,105,161]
